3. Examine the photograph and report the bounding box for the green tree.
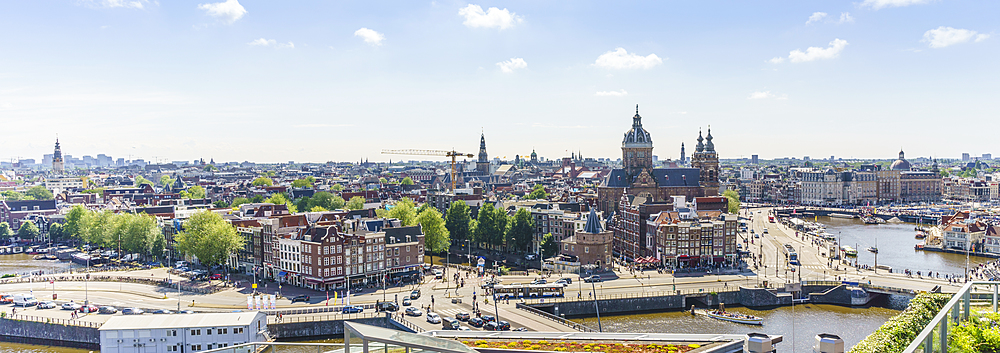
[159,175,174,187]
[266,193,297,213]
[293,196,313,213]
[401,177,414,185]
[418,207,450,267]
[310,206,328,212]
[331,184,344,191]
[939,169,950,177]
[493,206,509,247]
[540,233,558,259]
[380,198,417,226]
[1,191,27,201]
[180,185,206,199]
[722,189,741,214]
[120,214,161,256]
[252,177,274,187]
[81,188,105,197]
[64,205,88,239]
[134,176,153,187]
[231,197,251,208]
[25,185,54,200]
[0,222,11,240]
[48,222,65,241]
[311,192,344,210]
[213,200,230,208]
[292,177,314,189]
[17,220,40,240]
[508,208,535,253]
[445,201,472,244]
[526,184,548,200]
[346,196,366,210]
[204,165,217,172]
[83,211,116,247]
[173,211,244,267]
[249,195,265,203]
[473,203,507,248]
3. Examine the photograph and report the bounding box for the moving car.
[37,301,57,309]
[468,317,484,327]
[291,295,310,303]
[434,270,443,279]
[497,321,511,331]
[455,312,470,321]
[426,313,441,324]
[99,306,118,314]
[410,290,421,299]
[583,275,603,283]
[208,274,223,280]
[530,279,547,285]
[525,254,538,261]
[151,309,173,314]
[405,307,423,317]
[555,278,572,285]
[342,305,364,314]
[122,308,144,315]
[442,317,461,330]
[484,322,501,331]
[482,315,496,323]
[402,298,411,306]
[376,301,399,312]
[61,302,82,311]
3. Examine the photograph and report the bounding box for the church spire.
[705,126,715,152]
[696,129,705,152]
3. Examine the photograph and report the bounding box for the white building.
[99,312,268,353]
[44,177,85,193]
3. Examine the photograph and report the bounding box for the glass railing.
[903,281,1000,353]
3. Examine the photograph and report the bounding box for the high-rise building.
[52,138,64,174]
[963,153,971,162]
[983,154,992,160]
[751,155,758,164]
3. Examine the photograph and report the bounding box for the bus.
[492,284,565,299]
[782,243,799,266]
[768,215,775,223]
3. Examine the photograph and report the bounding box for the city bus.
[492,284,565,299]
[768,215,775,223]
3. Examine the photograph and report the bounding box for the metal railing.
[903,281,999,353]
[801,280,920,295]
[2,314,102,328]
[262,303,375,316]
[388,313,424,333]
[520,287,741,305]
[514,302,596,332]
[200,341,346,353]
[268,311,381,324]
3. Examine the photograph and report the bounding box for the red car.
[79,304,99,313]
[208,274,223,280]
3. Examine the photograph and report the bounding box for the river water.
[819,217,991,277]
[0,254,81,276]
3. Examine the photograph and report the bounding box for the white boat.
[842,246,858,257]
[699,310,764,325]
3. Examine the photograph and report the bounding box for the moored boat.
[868,247,878,254]
[842,246,858,257]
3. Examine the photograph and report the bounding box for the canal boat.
[868,246,878,254]
[915,231,926,239]
[842,246,858,257]
[915,242,925,250]
[698,309,764,325]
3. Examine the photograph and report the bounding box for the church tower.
[621,105,653,178]
[680,142,686,165]
[52,138,65,175]
[690,127,720,196]
[476,133,489,174]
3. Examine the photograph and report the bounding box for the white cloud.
[248,38,293,48]
[922,27,986,48]
[594,48,663,70]
[770,39,848,63]
[458,4,522,30]
[861,0,931,10]
[293,124,354,128]
[748,91,788,100]
[198,0,247,24]
[0,102,12,109]
[806,12,827,24]
[838,12,855,24]
[595,89,628,97]
[354,28,385,46]
[496,58,527,73]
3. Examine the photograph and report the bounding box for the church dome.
[890,150,911,171]
[623,106,652,148]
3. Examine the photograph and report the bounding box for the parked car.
[468,317,484,327]
[555,278,572,285]
[291,295,310,303]
[79,304,99,313]
[61,302,82,311]
[342,305,364,314]
[525,254,538,261]
[404,307,423,317]
[426,313,441,324]
[482,315,496,323]
[402,298,411,306]
[0,294,13,304]
[176,310,194,314]
[410,290,421,299]
[122,307,144,315]
[151,309,173,314]
[497,321,511,331]
[583,275,603,283]
[37,301,57,309]
[376,301,399,312]
[99,306,118,314]
[484,322,501,331]
[455,312,470,321]
[208,274,223,280]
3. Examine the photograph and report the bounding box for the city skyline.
[1,1,998,163]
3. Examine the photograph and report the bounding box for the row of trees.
[64,205,166,258]
[373,198,451,262]
[444,201,536,254]
[0,186,54,201]
[0,221,40,240]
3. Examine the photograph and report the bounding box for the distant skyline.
[1,1,997,163]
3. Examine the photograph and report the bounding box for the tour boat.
[868,247,878,254]
[842,246,858,257]
[699,310,764,325]
[915,231,926,239]
[915,242,925,250]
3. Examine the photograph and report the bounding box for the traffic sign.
[252,283,257,289]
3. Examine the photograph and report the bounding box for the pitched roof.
[583,207,603,233]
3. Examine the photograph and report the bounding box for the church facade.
[597,107,720,214]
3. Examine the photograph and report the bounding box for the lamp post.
[591,280,603,332]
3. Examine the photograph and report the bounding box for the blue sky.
[1,0,997,164]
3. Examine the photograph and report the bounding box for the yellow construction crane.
[381,149,474,191]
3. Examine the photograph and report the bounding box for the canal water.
[819,217,992,277]
[577,304,899,353]
[0,254,81,276]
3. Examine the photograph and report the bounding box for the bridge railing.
[903,281,999,353]
[515,302,596,332]
[520,287,741,305]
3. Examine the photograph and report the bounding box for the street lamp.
[591,280,603,332]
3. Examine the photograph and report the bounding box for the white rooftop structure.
[100,312,268,353]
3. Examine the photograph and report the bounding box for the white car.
[61,302,82,311]
[37,301,57,309]
[426,313,441,324]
